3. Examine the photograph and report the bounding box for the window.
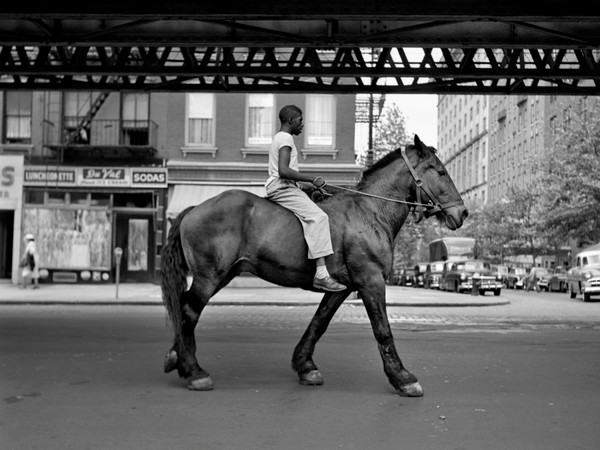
[186,93,215,146]
[246,94,274,145]
[305,94,335,147]
[64,91,96,143]
[122,93,149,145]
[4,91,32,143]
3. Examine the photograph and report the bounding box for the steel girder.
[1,2,600,94]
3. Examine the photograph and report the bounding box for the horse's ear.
[414,134,421,147]
[413,134,426,156]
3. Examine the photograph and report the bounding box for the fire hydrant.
[471,273,481,296]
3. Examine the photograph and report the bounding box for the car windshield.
[457,262,487,271]
[585,254,600,265]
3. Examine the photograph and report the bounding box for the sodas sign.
[131,169,167,187]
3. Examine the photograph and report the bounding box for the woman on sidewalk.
[20,233,40,289]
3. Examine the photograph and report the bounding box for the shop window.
[305,94,335,147]
[4,91,32,144]
[246,94,274,146]
[23,208,111,269]
[91,192,111,207]
[113,192,152,208]
[69,192,89,206]
[25,190,45,205]
[128,219,149,271]
[47,191,67,204]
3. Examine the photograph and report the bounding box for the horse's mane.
[356,142,438,190]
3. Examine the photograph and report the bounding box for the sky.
[355,93,439,153]
[386,94,439,146]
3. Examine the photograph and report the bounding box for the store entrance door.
[114,213,154,282]
[0,211,14,279]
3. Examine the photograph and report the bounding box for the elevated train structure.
[1,1,599,94]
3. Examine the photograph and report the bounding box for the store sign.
[0,155,24,204]
[23,166,167,188]
[24,168,77,186]
[131,169,168,188]
[79,167,130,186]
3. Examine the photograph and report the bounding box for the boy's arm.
[277,146,326,187]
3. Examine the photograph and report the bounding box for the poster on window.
[127,219,148,271]
[23,208,111,269]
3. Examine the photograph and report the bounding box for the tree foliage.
[540,97,600,247]
[358,102,409,166]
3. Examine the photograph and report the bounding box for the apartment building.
[0,90,360,285]
[437,94,489,204]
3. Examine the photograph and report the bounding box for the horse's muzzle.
[443,205,468,230]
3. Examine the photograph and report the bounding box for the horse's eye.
[437,170,446,176]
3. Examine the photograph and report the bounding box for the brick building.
[0,90,360,285]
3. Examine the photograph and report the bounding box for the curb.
[0,299,510,307]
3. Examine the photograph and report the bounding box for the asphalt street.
[1,287,599,450]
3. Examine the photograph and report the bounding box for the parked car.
[425,261,445,289]
[538,266,568,292]
[414,262,429,288]
[441,260,503,296]
[506,267,527,289]
[566,246,600,302]
[494,265,510,288]
[395,267,415,287]
[523,267,550,291]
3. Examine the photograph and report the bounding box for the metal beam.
[1,2,599,93]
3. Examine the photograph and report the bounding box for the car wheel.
[493,289,501,296]
[583,292,591,302]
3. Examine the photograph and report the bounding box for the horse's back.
[179,189,313,282]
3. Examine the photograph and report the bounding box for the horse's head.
[405,135,468,230]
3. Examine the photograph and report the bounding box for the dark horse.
[161,135,468,397]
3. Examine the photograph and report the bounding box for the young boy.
[265,105,346,292]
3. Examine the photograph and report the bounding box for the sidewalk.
[0,281,508,307]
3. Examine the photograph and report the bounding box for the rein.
[324,146,463,222]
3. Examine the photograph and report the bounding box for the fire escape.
[42,86,158,165]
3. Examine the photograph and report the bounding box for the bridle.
[399,147,464,222]
[325,145,464,223]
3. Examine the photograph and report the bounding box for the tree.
[358,102,409,166]
[540,97,600,247]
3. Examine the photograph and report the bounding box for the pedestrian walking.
[20,233,40,289]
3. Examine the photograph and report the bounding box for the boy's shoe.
[313,275,347,292]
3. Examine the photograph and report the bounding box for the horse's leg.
[164,280,217,391]
[292,290,350,385]
[359,281,424,397]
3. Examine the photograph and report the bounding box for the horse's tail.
[161,205,195,343]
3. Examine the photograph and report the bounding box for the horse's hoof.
[398,381,424,397]
[163,350,178,373]
[299,370,324,386]
[187,376,214,391]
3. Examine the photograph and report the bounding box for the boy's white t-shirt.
[266,131,299,187]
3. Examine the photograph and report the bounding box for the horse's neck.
[358,165,413,237]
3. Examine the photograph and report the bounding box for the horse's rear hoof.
[188,376,214,391]
[163,350,178,373]
[299,370,324,386]
[398,381,424,397]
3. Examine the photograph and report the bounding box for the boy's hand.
[312,176,327,188]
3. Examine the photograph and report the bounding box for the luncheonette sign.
[23,166,167,188]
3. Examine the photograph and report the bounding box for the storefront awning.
[166,184,266,219]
